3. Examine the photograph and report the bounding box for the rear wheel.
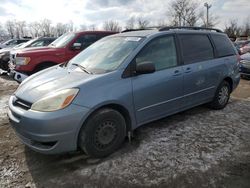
[209,81,231,110]
[78,108,126,158]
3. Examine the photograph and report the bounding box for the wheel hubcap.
[218,86,229,105]
[95,120,117,149]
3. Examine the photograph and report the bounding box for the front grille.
[13,97,32,110]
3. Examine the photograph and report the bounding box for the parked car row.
[8,27,241,158]
[234,40,250,55]
[239,52,250,79]
[0,37,56,72]
[0,38,31,49]
[8,31,116,82]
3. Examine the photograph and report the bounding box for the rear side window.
[211,35,235,57]
[179,34,214,64]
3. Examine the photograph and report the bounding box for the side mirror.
[71,43,82,50]
[136,62,155,74]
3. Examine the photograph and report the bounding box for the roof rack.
[121,28,154,33]
[159,26,223,33]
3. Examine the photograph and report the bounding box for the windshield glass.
[17,38,37,48]
[68,36,143,74]
[3,39,15,45]
[49,33,75,48]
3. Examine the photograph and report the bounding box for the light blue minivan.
[8,27,240,157]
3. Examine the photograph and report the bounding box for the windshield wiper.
[71,63,93,74]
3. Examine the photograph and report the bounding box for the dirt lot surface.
[0,75,250,188]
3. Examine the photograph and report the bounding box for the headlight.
[16,57,31,65]
[31,88,79,112]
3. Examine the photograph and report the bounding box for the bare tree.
[125,16,136,30]
[156,19,168,27]
[67,21,74,32]
[224,19,242,37]
[54,22,74,36]
[29,22,42,37]
[40,19,52,37]
[15,21,27,38]
[5,20,15,38]
[169,0,199,26]
[200,10,219,28]
[137,17,150,29]
[0,23,7,42]
[89,24,97,31]
[55,23,67,36]
[242,17,250,36]
[103,20,121,32]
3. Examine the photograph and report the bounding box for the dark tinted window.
[44,39,55,46]
[96,34,111,40]
[211,35,235,57]
[17,39,29,44]
[180,34,214,64]
[75,34,97,49]
[136,36,177,71]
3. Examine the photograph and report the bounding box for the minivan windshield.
[68,36,143,74]
[49,33,75,48]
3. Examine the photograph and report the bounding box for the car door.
[178,34,216,108]
[132,35,184,124]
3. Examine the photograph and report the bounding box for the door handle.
[184,67,191,73]
[173,70,182,76]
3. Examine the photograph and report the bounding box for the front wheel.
[78,108,127,158]
[209,81,231,110]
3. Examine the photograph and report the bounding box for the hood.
[0,44,6,48]
[15,65,98,103]
[14,46,61,56]
[0,47,13,54]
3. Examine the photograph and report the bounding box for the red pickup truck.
[9,31,117,82]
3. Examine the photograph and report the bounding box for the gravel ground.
[0,75,250,188]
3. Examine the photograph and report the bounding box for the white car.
[0,39,30,49]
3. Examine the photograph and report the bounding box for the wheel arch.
[76,102,133,145]
[223,77,233,93]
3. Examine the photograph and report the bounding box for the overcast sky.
[0,0,249,30]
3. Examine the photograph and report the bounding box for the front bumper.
[8,62,29,83]
[9,70,28,83]
[8,95,90,154]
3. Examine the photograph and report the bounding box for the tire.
[209,81,231,110]
[78,108,127,158]
[0,57,10,71]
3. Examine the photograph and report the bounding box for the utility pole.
[204,2,212,28]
